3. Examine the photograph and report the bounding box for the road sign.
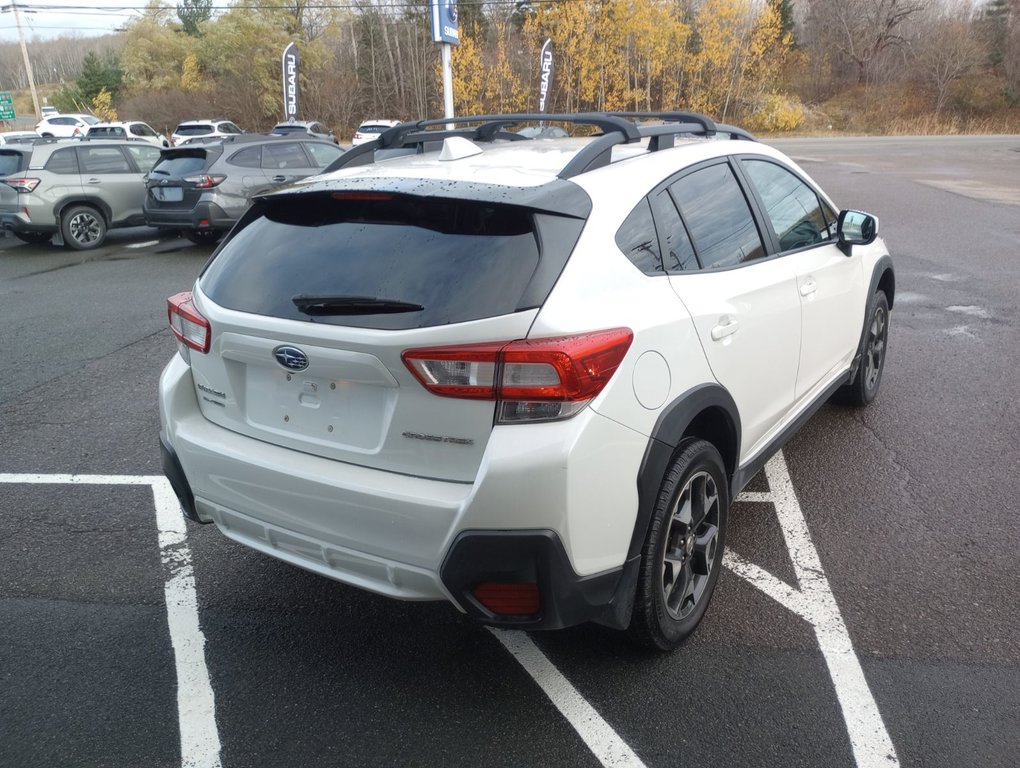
[0,107,16,121]
[0,92,13,106]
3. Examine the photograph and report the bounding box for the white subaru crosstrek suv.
[160,112,894,650]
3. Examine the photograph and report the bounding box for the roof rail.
[322,111,753,179]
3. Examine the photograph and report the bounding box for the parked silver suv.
[0,139,162,249]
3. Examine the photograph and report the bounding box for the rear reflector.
[167,291,211,355]
[403,328,633,423]
[473,582,540,616]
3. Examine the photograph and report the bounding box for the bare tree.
[914,17,984,112]
[806,0,926,83]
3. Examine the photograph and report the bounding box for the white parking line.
[3,453,897,768]
[730,452,900,768]
[490,629,647,768]
[0,474,222,768]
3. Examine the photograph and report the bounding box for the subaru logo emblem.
[273,345,309,371]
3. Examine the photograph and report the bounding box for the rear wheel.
[14,231,52,245]
[183,229,222,246]
[630,438,729,650]
[61,205,107,250]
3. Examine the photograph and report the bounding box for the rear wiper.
[292,294,424,316]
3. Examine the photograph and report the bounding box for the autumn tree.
[915,17,984,113]
[178,0,212,37]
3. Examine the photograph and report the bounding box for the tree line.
[1,0,1018,138]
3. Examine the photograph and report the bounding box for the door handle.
[711,317,739,341]
[87,178,102,184]
[800,279,817,297]
[271,175,287,183]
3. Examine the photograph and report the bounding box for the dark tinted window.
[263,142,312,169]
[0,150,27,175]
[272,125,307,135]
[228,146,261,168]
[87,126,126,139]
[202,193,555,330]
[222,123,243,134]
[649,191,698,272]
[78,146,132,174]
[176,124,214,136]
[44,148,80,174]
[741,159,831,251]
[669,163,764,269]
[615,198,662,275]
[130,123,158,137]
[150,152,209,178]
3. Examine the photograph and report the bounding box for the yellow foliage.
[450,21,528,115]
[181,54,203,92]
[743,93,805,132]
[91,88,117,121]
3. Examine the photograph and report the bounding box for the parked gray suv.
[143,134,345,244]
[0,139,162,249]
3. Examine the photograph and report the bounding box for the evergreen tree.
[178,0,213,37]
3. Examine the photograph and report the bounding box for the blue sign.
[431,0,459,45]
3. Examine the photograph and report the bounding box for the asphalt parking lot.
[1,136,1018,768]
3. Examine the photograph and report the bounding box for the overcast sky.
[0,0,141,43]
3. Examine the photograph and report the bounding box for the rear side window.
[201,193,579,330]
[126,144,161,171]
[228,147,261,168]
[669,163,765,269]
[304,142,343,166]
[44,148,80,174]
[615,198,662,275]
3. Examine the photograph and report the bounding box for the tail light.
[168,291,210,363]
[183,174,226,188]
[473,582,540,616]
[402,328,633,423]
[4,177,40,193]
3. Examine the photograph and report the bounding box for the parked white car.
[35,113,99,138]
[171,119,244,145]
[0,131,40,146]
[160,112,894,650]
[85,121,171,147]
[351,119,400,145]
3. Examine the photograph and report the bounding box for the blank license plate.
[152,186,183,202]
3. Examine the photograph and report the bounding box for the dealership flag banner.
[538,38,554,114]
[281,42,300,121]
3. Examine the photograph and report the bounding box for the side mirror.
[837,209,879,253]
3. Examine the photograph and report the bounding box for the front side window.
[669,163,765,269]
[615,198,662,275]
[741,159,832,251]
[130,123,158,137]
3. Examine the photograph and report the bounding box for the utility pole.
[13,0,42,120]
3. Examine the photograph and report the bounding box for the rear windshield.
[149,151,212,178]
[272,125,307,134]
[175,124,213,136]
[88,127,126,138]
[0,150,27,175]
[358,125,390,134]
[201,192,580,330]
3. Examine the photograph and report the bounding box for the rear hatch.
[146,147,222,210]
[190,189,585,482]
[0,148,31,212]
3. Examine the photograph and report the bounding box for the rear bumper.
[0,211,56,234]
[143,200,234,231]
[159,354,647,628]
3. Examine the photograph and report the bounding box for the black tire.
[839,290,890,407]
[13,231,52,245]
[630,438,729,651]
[60,205,107,250]
[183,229,222,246]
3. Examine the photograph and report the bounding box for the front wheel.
[630,438,729,650]
[839,290,889,406]
[60,205,107,250]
